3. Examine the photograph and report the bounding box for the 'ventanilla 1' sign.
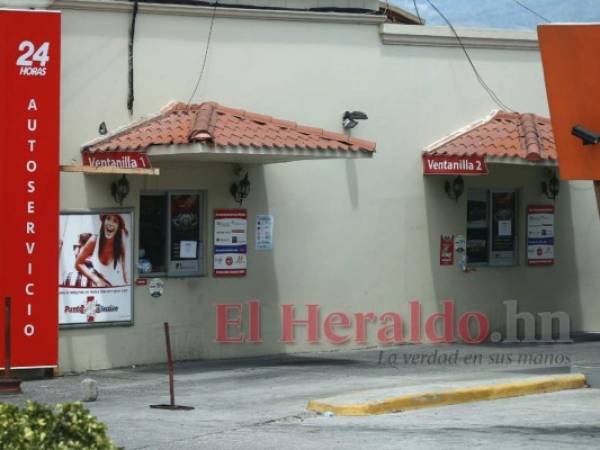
[0,10,60,368]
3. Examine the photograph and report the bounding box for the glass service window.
[466,189,489,264]
[138,191,206,277]
[139,195,167,274]
[466,189,518,267]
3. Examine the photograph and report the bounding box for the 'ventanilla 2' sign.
[0,10,60,368]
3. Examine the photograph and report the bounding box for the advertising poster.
[440,235,454,266]
[0,10,61,368]
[59,212,133,325]
[256,214,274,251]
[527,205,555,266]
[214,209,247,277]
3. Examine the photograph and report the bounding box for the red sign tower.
[0,10,61,369]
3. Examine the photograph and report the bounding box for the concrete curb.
[307,373,587,416]
[572,363,600,388]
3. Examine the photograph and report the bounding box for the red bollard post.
[0,297,22,394]
[149,322,193,410]
[164,322,175,406]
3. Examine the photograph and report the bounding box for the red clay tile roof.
[423,111,556,162]
[82,102,376,154]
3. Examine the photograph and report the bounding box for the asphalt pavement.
[3,342,600,449]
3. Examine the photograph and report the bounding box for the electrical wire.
[188,1,219,104]
[511,0,551,23]
[423,0,514,112]
[127,0,139,115]
[413,0,422,24]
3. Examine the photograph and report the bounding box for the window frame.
[138,190,208,278]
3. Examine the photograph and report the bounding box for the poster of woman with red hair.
[59,211,133,325]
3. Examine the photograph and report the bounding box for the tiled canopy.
[83,102,376,157]
[423,110,556,162]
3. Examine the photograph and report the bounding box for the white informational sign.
[490,191,517,266]
[454,235,466,252]
[59,211,133,325]
[527,205,555,266]
[214,209,248,276]
[454,235,467,271]
[179,240,197,259]
[256,214,274,251]
[214,253,247,270]
[148,278,164,298]
[498,220,512,237]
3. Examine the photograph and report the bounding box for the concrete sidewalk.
[2,342,600,449]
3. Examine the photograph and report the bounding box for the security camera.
[342,111,368,129]
[572,125,600,146]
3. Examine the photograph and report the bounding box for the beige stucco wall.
[54,6,600,373]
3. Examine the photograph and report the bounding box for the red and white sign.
[423,155,488,175]
[214,209,248,277]
[0,10,61,368]
[440,235,455,266]
[59,212,133,325]
[82,151,151,170]
[527,205,555,266]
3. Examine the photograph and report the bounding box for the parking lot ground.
[3,341,600,449]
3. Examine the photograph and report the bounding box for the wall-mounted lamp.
[230,172,251,205]
[541,171,560,200]
[342,111,368,129]
[572,125,600,146]
[444,176,464,202]
[111,175,130,205]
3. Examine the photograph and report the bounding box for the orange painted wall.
[538,24,600,180]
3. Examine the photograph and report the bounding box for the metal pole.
[594,181,600,220]
[0,296,21,394]
[149,321,193,410]
[164,322,175,407]
[4,297,11,379]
